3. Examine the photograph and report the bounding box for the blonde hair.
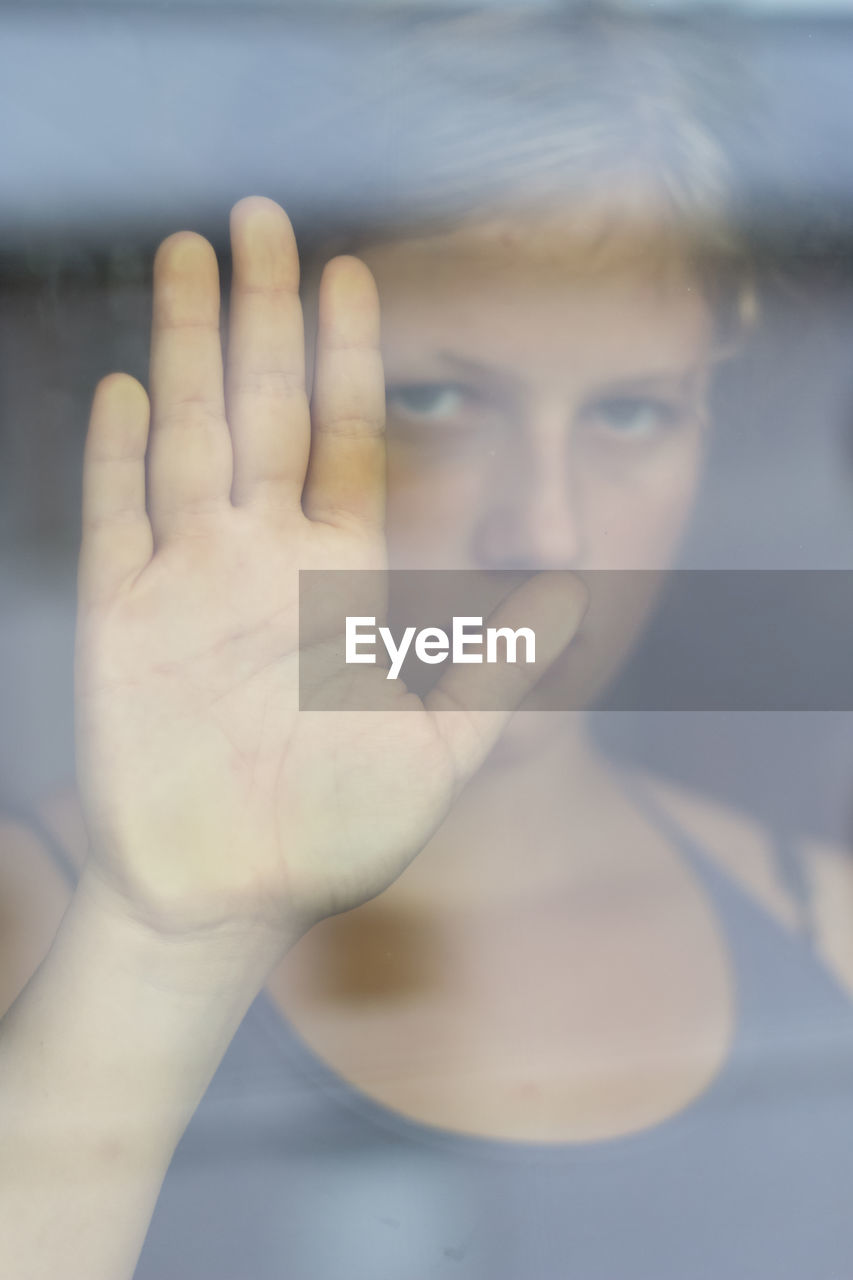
[302,6,757,348]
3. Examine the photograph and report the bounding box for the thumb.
[424,571,588,783]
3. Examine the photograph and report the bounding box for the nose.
[471,403,583,570]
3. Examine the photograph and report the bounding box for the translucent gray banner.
[298,570,853,711]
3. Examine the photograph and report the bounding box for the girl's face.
[356,214,717,710]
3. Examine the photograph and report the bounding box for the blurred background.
[2,0,853,855]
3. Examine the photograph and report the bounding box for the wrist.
[67,864,298,1010]
[0,867,296,1180]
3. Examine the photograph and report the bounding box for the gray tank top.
[96,784,853,1278]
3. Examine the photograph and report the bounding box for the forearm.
[0,870,290,1280]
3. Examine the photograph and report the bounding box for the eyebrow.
[586,372,700,398]
[433,350,701,398]
[433,350,519,393]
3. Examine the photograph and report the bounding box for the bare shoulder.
[0,814,74,1017]
[628,766,853,999]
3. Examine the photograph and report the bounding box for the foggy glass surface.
[3,6,853,1279]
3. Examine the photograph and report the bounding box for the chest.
[267,853,735,1142]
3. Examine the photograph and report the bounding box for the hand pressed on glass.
[74,197,587,946]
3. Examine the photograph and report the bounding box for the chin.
[485,706,574,765]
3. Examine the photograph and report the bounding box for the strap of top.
[616,764,818,953]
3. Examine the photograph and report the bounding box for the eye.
[386,382,469,423]
[584,396,683,438]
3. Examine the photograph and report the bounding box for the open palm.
[74,198,584,944]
